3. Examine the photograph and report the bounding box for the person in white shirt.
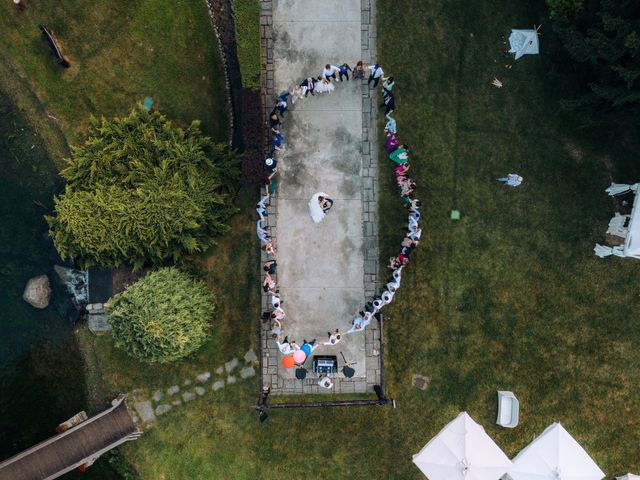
[270,306,285,321]
[323,329,342,346]
[318,375,333,389]
[270,291,281,309]
[347,312,372,333]
[271,319,282,340]
[392,266,403,283]
[322,64,340,81]
[408,225,422,241]
[381,289,395,306]
[276,338,297,354]
[367,63,384,88]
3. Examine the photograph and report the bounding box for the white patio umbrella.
[605,183,636,196]
[508,28,540,60]
[509,423,605,480]
[412,411,512,480]
[616,475,640,480]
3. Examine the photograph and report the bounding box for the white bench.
[496,391,519,428]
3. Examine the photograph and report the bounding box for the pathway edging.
[258,0,382,395]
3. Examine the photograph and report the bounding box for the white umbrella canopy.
[509,423,605,480]
[616,475,640,480]
[605,183,636,196]
[412,411,512,480]
[508,28,540,60]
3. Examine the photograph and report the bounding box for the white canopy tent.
[509,423,605,480]
[412,411,512,480]
[594,183,640,259]
[508,28,540,60]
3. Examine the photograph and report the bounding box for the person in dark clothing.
[263,260,277,275]
[367,64,384,88]
[275,93,289,116]
[269,109,281,129]
[382,93,395,114]
[299,77,316,97]
[338,63,352,81]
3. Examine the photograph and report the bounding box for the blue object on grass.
[143,97,154,111]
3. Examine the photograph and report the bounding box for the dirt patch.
[111,267,149,295]
[240,87,266,185]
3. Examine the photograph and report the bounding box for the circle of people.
[256,61,421,390]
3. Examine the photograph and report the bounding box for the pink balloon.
[293,349,306,364]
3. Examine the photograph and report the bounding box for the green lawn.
[377,0,640,477]
[0,0,228,162]
[77,0,640,478]
[231,0,261,89]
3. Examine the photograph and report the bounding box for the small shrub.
[108,267,214,364]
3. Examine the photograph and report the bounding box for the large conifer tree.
[551,0,640,112]
[47,107,238,268]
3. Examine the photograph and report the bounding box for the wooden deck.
[0,397,140,480]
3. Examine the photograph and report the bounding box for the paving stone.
[195,386,206,396]
[212,380,225,391]
[152,390,163,402]
[227,375,237,384]
[244,350,258,363]
[172,400,182,406]
[215,366,224,375]
[240,366,256,379]
[182,391,196,402]
[225,357,239,372]
[155,404,172,416]
[167,385,180,396]
[183,379,192,386]
[134,401,155,423]
[196,372,211,382]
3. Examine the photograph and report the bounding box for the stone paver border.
[258,0,383,397]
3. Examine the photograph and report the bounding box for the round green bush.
[108,267,214,364]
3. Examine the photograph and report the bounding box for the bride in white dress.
[314,77,335,94]
[308,192,332,223]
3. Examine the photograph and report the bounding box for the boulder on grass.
[23,274,51,309]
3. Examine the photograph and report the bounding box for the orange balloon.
[281,355,295,368]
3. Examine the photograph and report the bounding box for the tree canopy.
[546,0,583,19]
[551,0,640,114]
[47,106,239,268]
[108,267,214,364]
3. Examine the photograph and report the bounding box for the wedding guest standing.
[353,60,366,80]
[338,63,352,81]
[368,63,384,87]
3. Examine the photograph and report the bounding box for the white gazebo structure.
[508,27,540,60]
[509,423,605,480]
[412,411,512,480]
[594,183,640,259]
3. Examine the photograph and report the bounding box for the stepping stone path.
[212,380,225,391]
[182,392,196,402]
[225,358,238,373]
[130,350,259,427]
[155,404,172,416]
[134,401,155,424]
